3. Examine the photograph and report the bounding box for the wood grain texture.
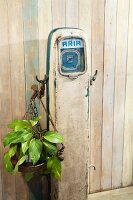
[88,186,133,200]
[112,0,129,189]
[123,0,133,187]
[89,0,104,193]
[66,0,79,27]
[0,0,12,126]
[52,0,66,28]
[7,1,29,199]
[0,0,16,199]
[22,0,39,104]
[38,0,52,129]
[102,0,117,190]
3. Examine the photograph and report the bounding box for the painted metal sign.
[60,38,85,74]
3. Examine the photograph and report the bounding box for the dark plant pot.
[19,162,47,173]
[19,162,50,200]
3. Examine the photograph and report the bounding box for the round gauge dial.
[61,49,80,72]
[60,38,85,74]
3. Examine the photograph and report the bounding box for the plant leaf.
[29,139,43,165]
[29,116,41,127]
[43,141,57,155]
[8,145,17,157]
[3,130,32,146]
[47,156,61,180]
[4,152,13,173]
[43,131,64,144]
[21,141,30,154]
[14,155,27,172]
[8,120,30,131]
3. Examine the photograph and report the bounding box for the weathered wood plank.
[0,0,12,126]
[0,0,16,199]
[52,0,66,28]
[66,0,79,27]
[38,0,52,129]
[89,0,104,193]
[102,0,117,190]
[88,186,133,200]
[7,1,29,199]
[123,0,133,187]
[7,0,26,119]
[22,0,39,104]
[112,0,129,189]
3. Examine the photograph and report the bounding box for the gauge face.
[60,38,85,74]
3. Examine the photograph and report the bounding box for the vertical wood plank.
[123,0,133,187]
[7,1,29,199]
[22,0,39,103]
[0,0,12,126]
[7,0,26,119]
[66,0,79,27]
[102,0,117,190]
[52,0,66,28]
[0,0,16,199]
[112,0,129,189]
[89,0,104,193]
[38,0,52,129]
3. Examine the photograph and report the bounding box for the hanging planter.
[3,75,65,181]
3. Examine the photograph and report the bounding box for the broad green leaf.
[43,131,64,144]
[14,155,27,172]
[8,145,17,157]
[4,153,13,173]
[47,157,61,180]
[29,139,43,165]
[21,141,30,154]
[43,141,57,155]
[3,130,32,146]
[3,131,19,147]
[8,120,30,131]
[29,116,41,127]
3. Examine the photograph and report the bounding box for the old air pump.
[46,28,90,200]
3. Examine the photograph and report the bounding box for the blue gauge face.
[60,38,85,74]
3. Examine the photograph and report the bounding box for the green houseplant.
[3,76,64,181]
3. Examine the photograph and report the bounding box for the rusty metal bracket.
[90,70,98,85]
[35,75,49,99]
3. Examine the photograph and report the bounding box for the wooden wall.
[0,0,133,199]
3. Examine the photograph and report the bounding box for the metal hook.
[88,164,96,170]
[36,74,49,84]
[90,70,98,85]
